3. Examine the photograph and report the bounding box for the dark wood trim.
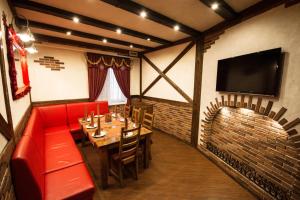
[12,0,171,45]
[142,42,195,96]
[130,95,141,99]
[14,104,32,142]
[102,0,200,36]
[0,13,14,142]
[142,96,192,107]
[204,0,286,37]
[34,34,137,57]
[0,114,11,140]
[16,18,153,51]
[139,57,142,100]
[142,55,193,104]
[200,0,237,19]
[191,38,204,147]
[285,0,300,7]
[32,98,89,107]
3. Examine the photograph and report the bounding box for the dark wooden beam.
[200,0,237,19]
[12,0,171,45]
[102,0,201,36]
[142,55,193,104]
[139,56,142,101]
[142,42,195,95]
[204,0,286,37]
[34,34,138,57]
[16,18,153,51]
[0,114,11,140]
[191,37,204,147]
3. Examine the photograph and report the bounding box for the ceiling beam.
[102,0,201,36]
[34,34,137,57]
[16,18,153,51]
[199,0,237,19]
[12,0,171,45]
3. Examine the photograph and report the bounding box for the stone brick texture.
[200,106,300,200]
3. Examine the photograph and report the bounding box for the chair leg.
[119,163,124,187]
[135,159,138,180]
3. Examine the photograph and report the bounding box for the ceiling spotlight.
[130,44,133,48]
[102,38,107,43]
[147,38,151,41]
[73,16,80,23]
[174,25,180,31]
[66,31,72,36]
[140,11,147,18]
[116,28,122,34]
[211,3,219,10]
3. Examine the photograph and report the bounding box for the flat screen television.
[216,48,283,96]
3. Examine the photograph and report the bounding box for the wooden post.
[139,56,142,101]
[191,37,204,147]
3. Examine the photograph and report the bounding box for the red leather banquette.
[11,101,109,200]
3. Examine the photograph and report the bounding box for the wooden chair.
[131,107,141,124]
[123,104,131,118]
[109,125,141,187]
[142,112,154,160]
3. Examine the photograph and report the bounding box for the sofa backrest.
[38,104,68,128]
[86,101,109,115]
[66,102,89,124]
[11,136,45,200]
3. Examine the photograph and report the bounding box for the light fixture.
[116,28,122,34]
[147,38,151,41]
[102,38,107,43]
[17,26,35,42]
[24,42,38,54]
[66,31,72,36]
[130,44,133,48]
[140,11,147,18]
[211,3,219,10]
[174,25,180,31]
[73,16,80,23]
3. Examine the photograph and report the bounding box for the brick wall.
[200,105,300,200]
[133,97,192,143]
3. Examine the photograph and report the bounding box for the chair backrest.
[142,112,154,130]
[119,125,141,164]
[123,105,131,118]
[131,107,141,124]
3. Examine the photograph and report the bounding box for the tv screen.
[216,48,283,96]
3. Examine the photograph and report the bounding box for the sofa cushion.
[66,102,89,125]
[44,125,69,135]
[12,136,44,200]
[69,123,81,132]
[38,105,68,129]
[45,163,95,200]
[45,131,83,173]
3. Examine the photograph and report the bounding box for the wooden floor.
[79,130,257,200]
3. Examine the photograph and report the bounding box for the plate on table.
[119,118,125,122]
[86,124,98,129]
[92,131,106,138]
[112,113,117,118]
[95,115,104,118]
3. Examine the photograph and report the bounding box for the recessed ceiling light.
[73,17,79,23]
[130,44,133,48]
[211,3,219,10]
[140,11,147,18]
[147,38,151,41]
[102,38,107,43]
[116,28,122,34]
[66,31,72,36]
[174,25,180,31]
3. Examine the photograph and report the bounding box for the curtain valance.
[86,52,131,68]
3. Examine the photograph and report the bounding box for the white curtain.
[97,68,127,105]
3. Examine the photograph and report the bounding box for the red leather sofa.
[11,101,109,200]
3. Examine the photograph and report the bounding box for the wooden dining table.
[79,115,152,189]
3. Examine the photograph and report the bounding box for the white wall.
[130,58,140,95]
[27,46,89,101]
[199,4,300,143]
[142,42,196,102]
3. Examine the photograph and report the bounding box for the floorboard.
[79,130,257,200]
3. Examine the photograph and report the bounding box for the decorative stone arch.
[199,94,300,200]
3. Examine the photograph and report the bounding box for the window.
[97,68,127,105]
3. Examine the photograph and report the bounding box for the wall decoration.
[199,94,300,200]
[3,14,31,100]
[34,56,65,71]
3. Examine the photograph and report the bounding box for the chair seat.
[69,123,81,132]
[44,125,70,135]
[45,131,83,173]
[45,163,94,200]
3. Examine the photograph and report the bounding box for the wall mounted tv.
[216,48,283,97]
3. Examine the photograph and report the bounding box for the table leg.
[98,147,109,189]
[144,134,151,169]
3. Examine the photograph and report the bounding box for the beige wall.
[199,4,300,144]
[130,57,140,95]
[142,42,196,102]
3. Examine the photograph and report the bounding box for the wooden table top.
[79,116,152,148]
